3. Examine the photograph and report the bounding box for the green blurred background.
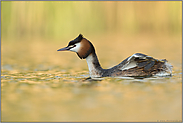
[2,1,181,41]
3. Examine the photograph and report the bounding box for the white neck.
[85,53,103,78]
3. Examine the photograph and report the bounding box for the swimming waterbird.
[57,34,173,78]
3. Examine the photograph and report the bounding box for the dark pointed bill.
[57,47,69,51]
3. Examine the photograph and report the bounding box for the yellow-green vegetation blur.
[2,1,181,41]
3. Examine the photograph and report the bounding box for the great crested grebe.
[57,34,173,78]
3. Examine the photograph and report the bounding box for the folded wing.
[118,53,161,71]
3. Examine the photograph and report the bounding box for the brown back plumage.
[111,59,170,77]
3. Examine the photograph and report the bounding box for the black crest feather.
[77,34,83,41]
[68,34,83,46]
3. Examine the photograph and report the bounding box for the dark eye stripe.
[68,45,76,49]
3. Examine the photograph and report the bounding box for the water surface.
[1,34,182,122]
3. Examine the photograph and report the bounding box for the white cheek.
[70,43,81,52]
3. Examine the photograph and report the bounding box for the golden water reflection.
[1,34,182,122]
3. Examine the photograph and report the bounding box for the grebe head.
[57,34,95,59]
